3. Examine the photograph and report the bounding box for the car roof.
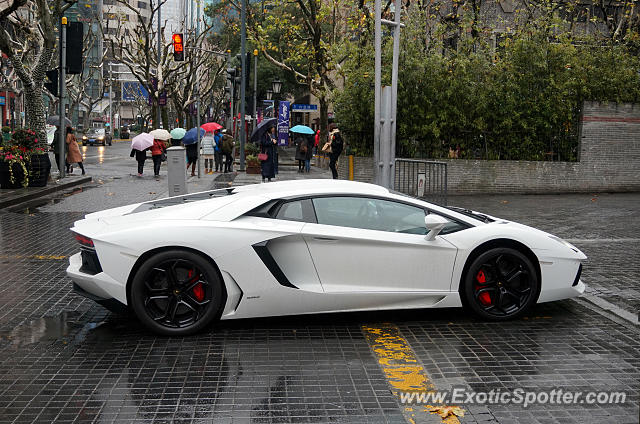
[232,179,390,198]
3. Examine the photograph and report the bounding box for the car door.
[303,196,458,293]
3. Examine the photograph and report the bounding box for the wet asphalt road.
[0,143,638,423]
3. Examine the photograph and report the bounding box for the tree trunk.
[318,93,329,143]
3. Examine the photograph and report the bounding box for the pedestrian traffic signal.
[172,33,184,61]
[45,69,58,97]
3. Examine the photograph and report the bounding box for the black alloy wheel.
[130,250,224,335]
[463,247,538,320]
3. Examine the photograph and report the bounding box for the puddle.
[0,312,83,347]
[0,311,129,348]
[8,184,99,214]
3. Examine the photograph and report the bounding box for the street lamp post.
[265,89,272,118]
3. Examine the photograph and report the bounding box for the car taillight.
[74,233,94,248]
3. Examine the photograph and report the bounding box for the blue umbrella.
[182,127,205,145]
[289,125,315,135]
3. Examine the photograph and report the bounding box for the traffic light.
[172,33,184,61]
[45,69,58,97]
[66,22,83,74]
[226,67,236,84]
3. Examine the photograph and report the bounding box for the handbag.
[257,152,268,161]
[161,152,167,162]
[321,141,332,153]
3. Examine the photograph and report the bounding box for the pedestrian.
[130,146,148,176]
[304,134,313,173]
[314,129,320,154]
[51,126,68,173]
[260,125,277,182]
[294,134,308,173]
[201,131,215,174]
[213,129,223,172]
[150,138,166,178]
[65,127,85,175]
[221,130,235,173]
[185,140,198,177]
[327,123,343,179]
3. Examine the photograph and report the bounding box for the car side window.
[312,196,427,234]
[274,200,305,222]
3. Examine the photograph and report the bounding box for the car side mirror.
[424,214,450,241]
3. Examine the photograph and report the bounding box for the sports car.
[67,180,585,335]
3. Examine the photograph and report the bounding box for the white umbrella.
[149,128,172,140]
[131,132,154,151]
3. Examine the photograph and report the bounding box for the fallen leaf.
[149,192,156,194]
[501,200,509,204]
[427,405,464,418]
[591,198,597,202]
[106,192,115,196]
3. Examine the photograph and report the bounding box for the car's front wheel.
[462,247,538,320]
[130,250,224,335]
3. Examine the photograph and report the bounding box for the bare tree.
[0,0,77,148]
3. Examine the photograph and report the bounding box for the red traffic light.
[173,33,184,61]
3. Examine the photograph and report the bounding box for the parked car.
[120,126,130,139]
[67,179,586,336]
[82,128,112,146]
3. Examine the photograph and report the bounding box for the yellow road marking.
[0,254,67,260]
[362,323,462,424]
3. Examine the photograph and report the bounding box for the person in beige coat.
[66,127,85,175]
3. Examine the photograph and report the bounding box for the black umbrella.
[46,115,72,127]
[249,117,277,143]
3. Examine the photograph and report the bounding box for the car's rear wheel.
[130,250,224,335]
[462,247,538,320]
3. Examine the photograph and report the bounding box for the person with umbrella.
[66,127,85,175]
[170,128,186,147]
[290,125,315,173]
[201,130,216,174]
[130,132,153,177]
[213,129,223,173]
[181,127,204,177]
[50,126,67,173]
[260,124,278,182]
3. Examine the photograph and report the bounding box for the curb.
[0,176,92,210]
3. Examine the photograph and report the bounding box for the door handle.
[313,236,337,241]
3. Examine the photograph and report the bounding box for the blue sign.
[122,81,148,102]
[0,96,5,106]
[291,103,317,111]
[277,101,290,146]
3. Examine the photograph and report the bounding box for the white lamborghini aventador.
[67,179,586,335]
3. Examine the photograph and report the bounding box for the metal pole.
[389,0,401,189]
[58,17,67,178]
[252,49,258,134]
[157,0,162,128]
[374,0,381,186]
[239,0,247,171]
[108,63,112,139]
[196,0,201,178]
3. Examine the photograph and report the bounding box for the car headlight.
[82,136,87,140]
[549,235,579,253]
[98,136,104,140]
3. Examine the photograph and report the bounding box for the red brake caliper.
[475,270,492,306]
[192,282,205,302]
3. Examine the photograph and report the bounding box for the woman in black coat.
[260,126,277,182]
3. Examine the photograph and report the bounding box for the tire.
[130,250,225,335]
[461,247,538,320]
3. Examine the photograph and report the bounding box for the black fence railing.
[394,159,447,206]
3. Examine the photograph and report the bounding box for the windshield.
[87,128,105,135]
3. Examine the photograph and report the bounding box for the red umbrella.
[201,122,223,132]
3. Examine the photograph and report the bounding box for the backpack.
[331,131,344,155]
[299,139,308,154]
[221,135,234,154]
